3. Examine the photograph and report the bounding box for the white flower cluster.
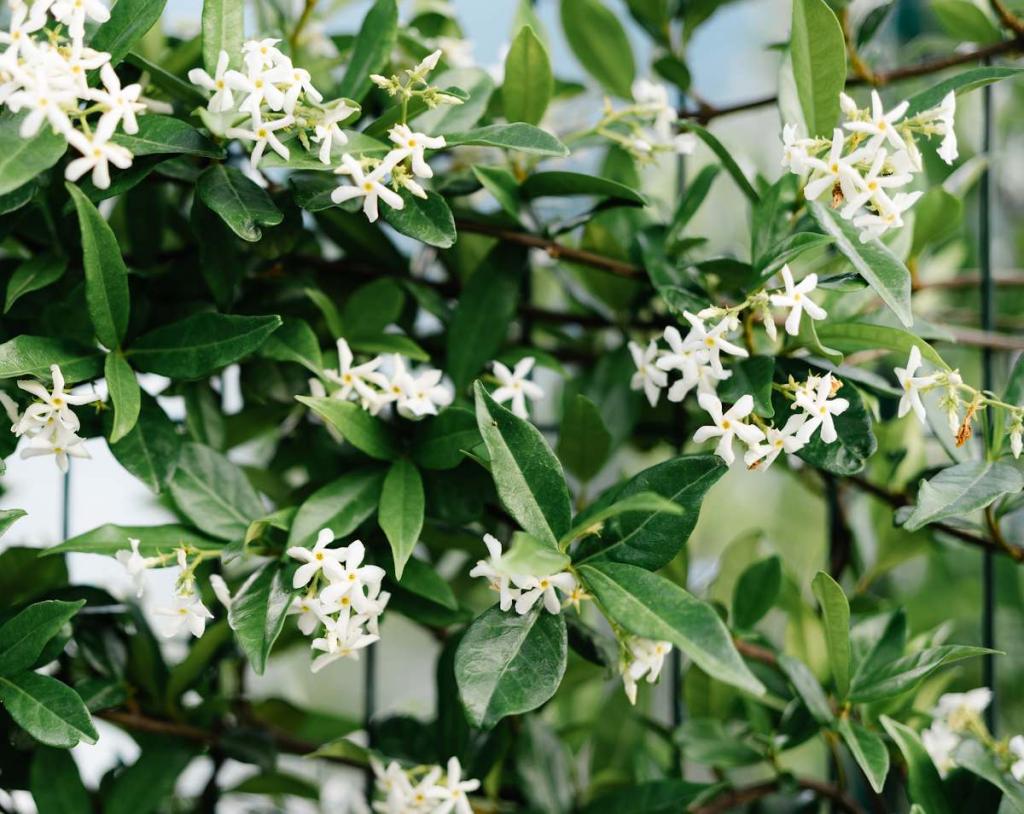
[309,338,454,422]
[620,636,672,705]
[190,39,357,172]
[371,756,479,814]
[469,534,583,615]
[0,364,96,472]
[920,688,1024,781]
[628,79,697,159]
[0,0,146,189]
[782,89,957,242]
[287,529,388,673]
[488,356,544,419]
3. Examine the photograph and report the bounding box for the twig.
[991,0,1024,36]
[289,0,318,51]
[690,776,865,814]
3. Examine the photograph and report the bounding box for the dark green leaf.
[112,115,224,159]
[560,0,636,98]
[850,645,995,702]
[444,124,569,156]
[0,509,26,539]
[0,111,66,196]
[812,571,851,698]
[905,66,1022,117]
[90,0,168,65]
[381,189,457,248]
[953,738,1024,811]
[778,653,833,723]
[169,442,264,541]
[838,718,889,794]
[201,0,244,74]
[0,600,85,676]
[732,555,781,629]
[336,0,398,103]
[0,336,103,383]
[296,397,401,460]
[556,394,612,483]
[521,171,647,206]
[815,323,947,369]
[31,746,90,813]
[197,164,283,242]
[881,716,953,814]
[412,408,481,470]
[503,26,554,125]
[105,351,141,444]
[228,561,294,674]
[717,356,775,418]
[581,780,716,814]
[0,672,97,748]
[904,461,1023,532]
[259,317,323,373]
[46,523,222,557]
[108,395,182,493]
[790,0,847,135]
[379,459,424,579]
[4,255,67,314]
[102,738,197,814]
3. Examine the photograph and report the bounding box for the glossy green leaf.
[501,531,571,576]
[474,382,572,548]
[521,171,647,205]
[904,461,1023,532]
[755,232,834,280]
[581,780,716,814]
[812,571,851,698]
[197,164,283,241]
[904,66,1023,117]
[379,459,425,579]
[336,0,398,103]
[556,394,612,483]
[201,0,244,74]
[503,26,553,125]
[881,716,953,814]
[574,456,726,570]
[67,182,131,349]
[129,313,282,378]
[46,523,222,557]
[288,468,385,549]
[455,605,567,728]
[717,356,775,418]
[296,396,401,460]
[790,0,847,135]
[416,68,496,134]
[0,672,97,748]
[815,323,947,369]
[108,395,182,493]
[112,115,224,159]
[412,408,481,470]
[259,317,323,373]
[169,443,264,541]
[31,746,90,813]
[472,165,521,218]
[90,0,167,64]
[778,654,833,723]
[682,123,759,203]
[732,555,781,629]
[105,351,141,444]
[444,124,569,156]
[850,644,994,702]
[0,509,26,539]
[560,0,635,98]
[103,738,197,814]
[953,738,1024,811]
[0,600,85,676]
[0,336,103,383]
[561,492,681,549]
[381,190,457,248]
[4,255,67,314]
[228,561,294,674]
[809,201,912,327]
[395,556,458,610]
[838,718,890,794]
[580,561,765,696]
[0,111,67,196]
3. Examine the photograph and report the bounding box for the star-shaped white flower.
[680,312,749,377]
[656,326,708,403]
[620,637,672,705]
[188,50,235,112]
[803,128,865,202]
[512,571,577,615]
[629,339,668,407]
[693,392,765,465]
[843,89,909,155]
[838,148,912,220]
[16,363,95,433]
[311,99,357,164]
[468,533,521,612]
[794,373,849,443]
[769,265,827,336]
[287,528,348,589]
[225,115,293,171]
[63,129,133,190]
[319,540,386,609]
[387,123,446,178]
[743,414,806,470]
[331,153,404,223]
[894,346,940,424]
[114,537,161,598]
[852,190,922,242]
[324,338,388,403]
[427,757,480,814]
[490,357,543,418]
[93,62,144,136]
[155,590,214,638]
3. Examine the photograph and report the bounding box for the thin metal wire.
[980,58,997,733]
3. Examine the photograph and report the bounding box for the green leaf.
[682,124,759,203]
[881,716,953,814]
[474,381,572,548]
[556,394,612,483]
[911,187,963,256]
[169,443,264,541]
[108,395,182,493]
[46,523,222,557]
[90,0,168,65]
[501,531,571,576]
[455,605,567,728]
[560,0,636,98]
[447,245,525,391]
[669,164,719,240]
[348,333,428,361]
[850,645,994,702]
[904,460,1023,532]
[125,52,208,107]
[503,26,554,125]
[811,571,851,699]
[732,555,781,629]
[259,317,323,373]
[412,408,481,470]
[31,746,91,813]
[444,124,569,156]
[790,0,847,136]
[296,397,401,460]
[755,232,834,281]
[809,200,912,327]
[905,66,1023,117]
[472,165,521,218]
[336,0,398,103]
[129,312,282,378]
[0,672,97,748]
[395,556,458,610]
[579,561,765,696]
[574,456,726,570]
[838,718,889,794]
[0,336,103,383]
[417,68,496,134]
[228,561,294,674]
[201,0,244,74]
[112,115,224,159]
[0,600,85,676]
[521,171,647,205]
[340,278,405,338]
[815,323,947,369]
[197,164,283,241]
[581,780,716,814]
[953,739,1024,811]
[778,653,833,724]
[227,772,320,800]
[105,351,141,444]
[717,356,775,418]
[562,492,682,549]
[379,459,425,579]
[0,110,67,196]
[102,737,197,814]
[4,255,67,313]
[0,509,26,539]
[67,182,131,349]
[381,189,457,248]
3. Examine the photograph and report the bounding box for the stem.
[691,777,866,814]
[289,0,317,51]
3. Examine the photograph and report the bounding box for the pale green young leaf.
[811,571,851,698]
[904,461,1023,532]
[201,0,244,74]
[105,351,141,444]
[560,0,635,98]
[503,26,554,125]
[790,0,847,136]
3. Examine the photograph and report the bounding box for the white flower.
[490,357,543,418]
[794,373,849,444]
[409,48,442,78]
[386,358,452,420]
[512,572,577,615]
[838,148,913,219]
[922,721,959,777]
[289,594,326,635]
[15,364,95,434]
[693,392,765,466]
[225,65,286,117]
[781,122,812,174]
[839,92,860,118]
[311,99,357,164]
[241,37,287,72]
[6,74,75,138]
[629,340,668,407]
[0,6,45,57]
[620,637,672,705]
[656,326,707,403]
[744,414,806,470]
[680,312,749,377]
[93,62,143,135]
[277,65,322,113]
[19,424,90,472]
[469,534,521,612]
[155,590,214,638]
[188,50,234,112]
[1010,417,1023,459]
[287,528,348,588]
[769,265,827,336]
[803,128,865,202]
[428,757,480,814]
[323,338,389,404]
[331,153,404,223]
[310,613,379,672]
[63,129,133,190]
[372,759,416,813]
[1010,735,1024,782]
[387,124,445,179]
[935,687,992,721]
[843,89,910,155]
[319,540,386,609]
[49,0,109,39]
[115,537,160,598]
[895,346,941,424]
[225,115,293,171]
[852,190,922,242]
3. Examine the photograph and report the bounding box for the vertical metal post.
[61,464,71,540]
[979,60,997,733]
[363,642,377,793]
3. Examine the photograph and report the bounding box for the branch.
[991,0,1024,36]
[691,777,865,814]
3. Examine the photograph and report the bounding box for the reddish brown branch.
[691,776,865,814]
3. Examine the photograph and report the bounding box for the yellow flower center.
[721,419,731,429]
